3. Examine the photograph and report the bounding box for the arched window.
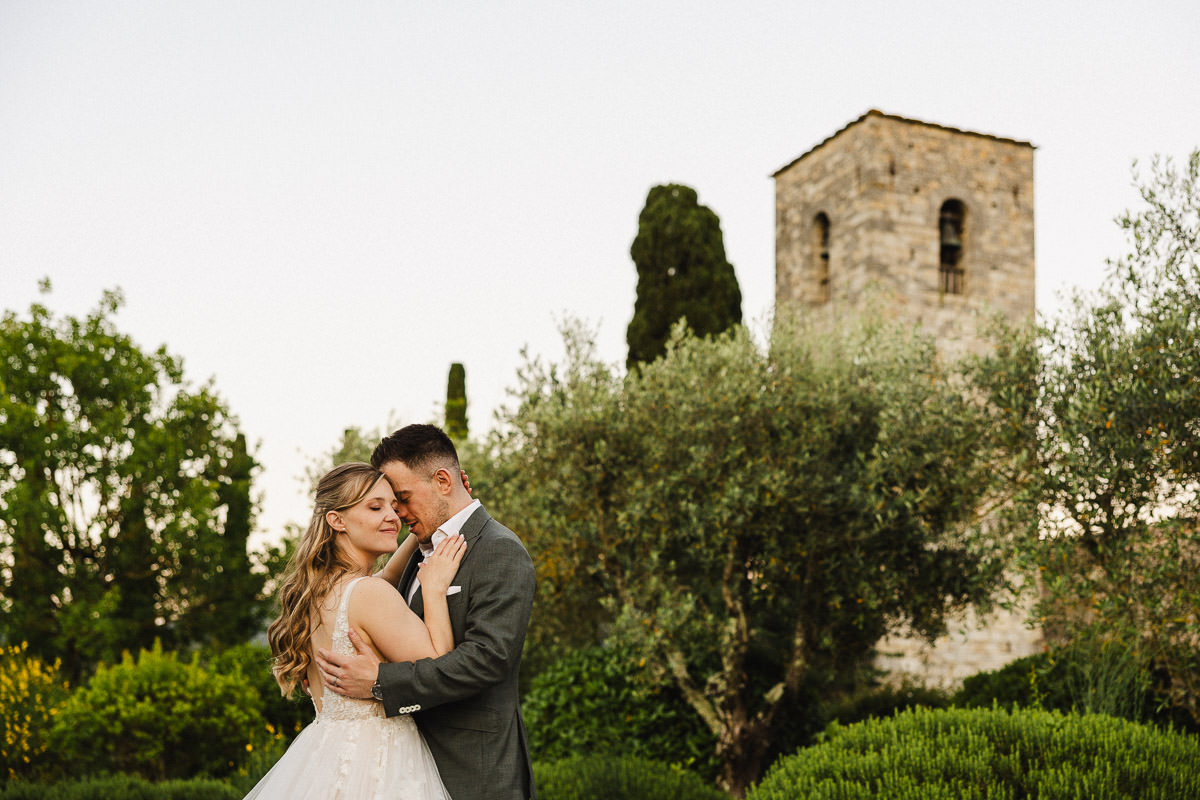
[938,199,965,294]
[813,212,831,302]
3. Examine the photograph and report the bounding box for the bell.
[939,216,962,248]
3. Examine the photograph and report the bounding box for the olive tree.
[487,315,1028,794]
[1028,151,1200,722]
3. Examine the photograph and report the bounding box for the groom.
[317,423,537,800]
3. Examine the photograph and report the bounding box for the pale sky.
[3,1,1198,542]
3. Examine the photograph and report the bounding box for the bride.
[245,461,466,800]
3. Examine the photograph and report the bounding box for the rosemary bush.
[749,706,1200,800]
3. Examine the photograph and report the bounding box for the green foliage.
[821,682,952,729]
[0,776,240,800]
[954,652,1058,710]
[199,642,314,741]
[487,313,1026,792]
[534,755,729,800]
[445,362,469,442]
[626,184,742,367]
[0,288,268,675]
[748,706,1200,800]
[1017,150,1200,726]
[523,645,718,778]
[953,640,1197,733]
[0,643,70,781]
[46,643,262,781]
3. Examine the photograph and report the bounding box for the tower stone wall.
[774,111,1041,686]
[775,110,1036,358]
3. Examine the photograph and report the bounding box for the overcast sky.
[3,0,1198,542]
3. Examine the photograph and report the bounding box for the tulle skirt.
[244,713,450,800]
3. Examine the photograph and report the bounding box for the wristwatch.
[371,679,383,701]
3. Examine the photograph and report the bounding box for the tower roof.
[772,109,1035,178]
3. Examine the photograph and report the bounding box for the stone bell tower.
[774,110,1036,355]
[773,111,1041,685]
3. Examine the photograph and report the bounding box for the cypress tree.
[445,362,468,443]
[626,184,742,368]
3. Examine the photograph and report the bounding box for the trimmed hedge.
[0,776,239,800]
[534,756,729,800]
[748,706,1200,800]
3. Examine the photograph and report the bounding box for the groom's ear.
[431,467,454,494]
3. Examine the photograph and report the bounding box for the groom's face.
[379,460,450,545]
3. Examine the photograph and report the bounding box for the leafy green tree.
[626,184,742,368]
[487,316,1024,795]
[0,287,267,674]
[445,362,469,443]
[1023,151,1200,724]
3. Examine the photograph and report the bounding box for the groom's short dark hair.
[371,423,460,473]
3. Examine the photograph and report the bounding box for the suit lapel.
[399,550,423,609]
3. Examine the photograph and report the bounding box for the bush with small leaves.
[523,645,718,778]
[534,755,729,800]
[821,682,952,728]
[0,643,70,780]
[954,641,1198,734]
[199,643,313,741]
[748,706,1200,800]
[46,642,261,780]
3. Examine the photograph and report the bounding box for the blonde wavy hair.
[268,461,386,696]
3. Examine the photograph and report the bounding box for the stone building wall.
[775,110,1036,358]
[875,600,1044,689]
[774,111,1041,686]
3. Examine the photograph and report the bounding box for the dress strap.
[336,575,369,631]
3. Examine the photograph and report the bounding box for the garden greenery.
[748,706,1200,800]
[46,643,261,781]
[0,643,69,781]
[487,313,1030,792]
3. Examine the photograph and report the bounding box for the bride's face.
[331,477,402,562]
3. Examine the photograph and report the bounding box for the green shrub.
[954,651,1054,710]
[46,642,262,780]
[199,642,313,740]
[534,755,729,800]
[748,706,1200,800]
[0,776,239,800]
[523,645,718,778]
[0,643,71,781]
[821,682,952,728]
[954,643,1198,733]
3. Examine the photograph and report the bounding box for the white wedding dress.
[244,577,451,800]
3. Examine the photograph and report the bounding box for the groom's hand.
[315,629,381,700]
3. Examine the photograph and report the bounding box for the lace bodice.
[316,576,388,723]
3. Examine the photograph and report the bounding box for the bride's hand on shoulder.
[419,534,465,594]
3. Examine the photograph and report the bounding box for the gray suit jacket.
[378,505,536,800]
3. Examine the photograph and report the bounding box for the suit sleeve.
[375,528,535,716]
